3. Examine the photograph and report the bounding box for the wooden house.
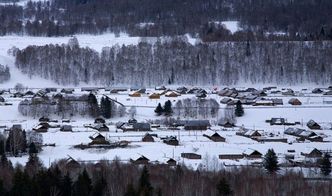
[307,120,321,130]
[203,130,225,142]
[163,136,179,146]
[243,149,262,159]
[324,90,332,95]
[130,155,149,165]
[65,157,81,170]
[301,148,323,158]
[312,88,323,94]
[142,133,155,142]
[148,93,160,99]
[181,153,202,159]
[165,91,180,97]
[166,158,177,166]
[288,98,302,105]
[33,123,49,132]
[129,91,141,97]
[89,133,110,145]
[94,117,106,124]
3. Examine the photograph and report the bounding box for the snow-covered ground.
[1,88,332,171]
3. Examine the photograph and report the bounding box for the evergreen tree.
[163,100,173,116]
[72,169,92,196]
[154,103,164,116]
[0,179,5,196]
[60,173,72,196]
[11,169,34,196]
[124,183,137,196]
[0,135,5,156]
[216,178,232,196]
[138,166,153,196]
[234,101,244,117]
[88,93,99,117]
[100,96,112,119]
[28,142,38,154]
[319,153,331,176]
[263,149,279,174]
[22,130,27,153]
[91,177,107,196]
[25,154,44,177]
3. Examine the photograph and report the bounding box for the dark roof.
[133,123,151,130]
[184,120,210,127]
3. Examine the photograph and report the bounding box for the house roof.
[184,120,210,127]
[243,149,262,156]
[133,123,151,130]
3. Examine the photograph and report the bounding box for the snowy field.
[0,87,332,171]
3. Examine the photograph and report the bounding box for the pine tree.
[154,103,164,116]
[138,166,153,196]
[163,100,173,116]
[28,142,38,154]
[234,101,244,117]
[124,182,137,196]
[320,153,331,176]
[91,177,107,196]
[216,178,232,196]
[72,169,92,196]
[60,173,72,196]
[100,96,112,119]
[88,93,99,117]
[263,149,279,174]
[0,179,5,196]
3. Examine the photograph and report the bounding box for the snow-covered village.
[0,0,332,195]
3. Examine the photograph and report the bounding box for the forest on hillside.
[0,154,331,196]
[14,38,332,86]
[0,0,332,40]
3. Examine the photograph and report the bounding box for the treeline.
[15,38,332,86]
[0,156,331,196]
[0,64,10,83]
[18,93,125,118]
[0,0,332,41]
